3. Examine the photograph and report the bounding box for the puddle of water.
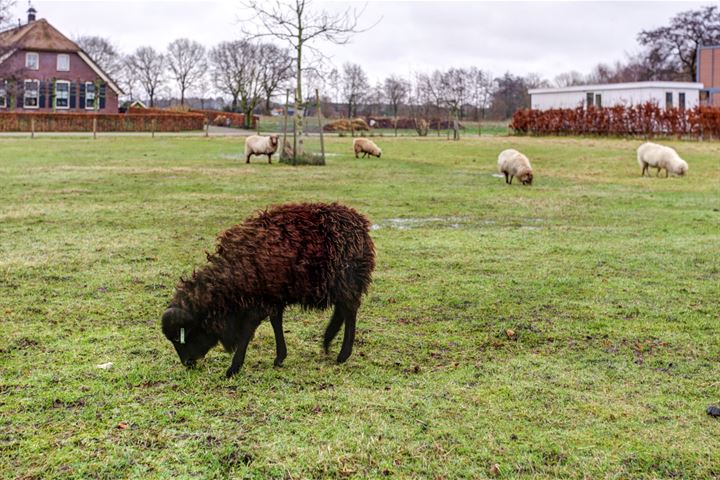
[373,216,465,230]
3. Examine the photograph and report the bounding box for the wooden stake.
[93,117,97,139]
[316,89,325,164]
[30,117,35,139]
[152,118,156,138]
[281,90,289,160]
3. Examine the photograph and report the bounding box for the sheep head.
[519,169,533,185]
[269,135,279,148]
[161,307,219,368]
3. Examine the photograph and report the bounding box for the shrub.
[0,112,205,132]
[510,104,720,139]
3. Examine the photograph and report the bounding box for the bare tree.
[440,68,469,139]
[166,38,207,106]
[553,70,585,87]
[126,46,165,107]
[383,75,409,118]
[257,43,293,113]
[0,0,14,28]
[638,5,720,82]
[467,67,493,120]
[209,40,263,128]
[210,41,243,110]
[242,0,373,157]
[341,62,369,118]
[75,36,123,79]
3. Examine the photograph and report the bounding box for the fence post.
[281,90,290,160]
[205,117,210,137]
[152,118,156,138]
[316,89,325,164]
[93,117,97,140]
[30,117,35,139]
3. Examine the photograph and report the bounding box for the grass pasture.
[1,135,719,479]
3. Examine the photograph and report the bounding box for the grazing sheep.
[244,135,279,164]
[161,203,376,378]
[498,149,533,185]
[637,142,688,177]
[353,138,382,158]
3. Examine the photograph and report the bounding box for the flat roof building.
[697,45,720,107]
[529,81,703,111]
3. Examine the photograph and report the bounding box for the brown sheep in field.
[161,203,376,378]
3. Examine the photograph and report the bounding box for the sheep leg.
[246,154,251,164]
[267,153,272,164]
[509,175,514,185]
[225,319,261,378]
[270,307,287,366]
[323,306,345,354]
[504,172,509,184]
[336,303,357,364]
[641,164,648,176]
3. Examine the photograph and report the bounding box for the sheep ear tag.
[180,328,186,344]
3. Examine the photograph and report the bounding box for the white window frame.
[25,52,39,70]
[23,79,40,109]
[57,54,70,72]
[55,80,70,109]
[0,80,7,108]
[85,82,96,110]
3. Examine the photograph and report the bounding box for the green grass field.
[1,135,719,479]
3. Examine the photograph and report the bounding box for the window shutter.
[70,82,77,109]
[39,81,45,108]
[80,83,85,108]
[99,84,106,109]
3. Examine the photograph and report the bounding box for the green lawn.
[1,135,719,479]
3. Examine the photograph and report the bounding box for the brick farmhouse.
[0,8,122,113]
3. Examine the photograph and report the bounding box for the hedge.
[510,104,720,139]
[190,109,258,129]
[0,111,205,132]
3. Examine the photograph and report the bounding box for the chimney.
[27,6,37,23]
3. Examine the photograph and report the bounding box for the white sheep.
[497,149,533,185]
[244,135,279,164]
[353,138,382,159]
[637,142,688,177]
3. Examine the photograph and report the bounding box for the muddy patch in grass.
[372,216,465,230]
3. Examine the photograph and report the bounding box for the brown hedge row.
[510,104,720,139]
[190,109,258,128]
[0,112,205,132]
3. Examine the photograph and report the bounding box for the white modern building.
[528,81,704,111]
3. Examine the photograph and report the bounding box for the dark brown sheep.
[161,202,375,378]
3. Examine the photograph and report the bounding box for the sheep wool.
[353,138,382,158]
[637,142,688,177]
[497,149,534,185]
[244,135,279,164]
[161,202,376,378]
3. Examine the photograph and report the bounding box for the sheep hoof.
[273,356,285,367]
[336,351,351,364]
[225,365,240,378]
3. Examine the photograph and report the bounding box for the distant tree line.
[70,4,718,121]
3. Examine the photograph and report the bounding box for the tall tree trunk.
[293,35,304,158]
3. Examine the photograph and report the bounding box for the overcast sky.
[8,1,710,86]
